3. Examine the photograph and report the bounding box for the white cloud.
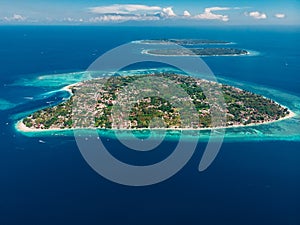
[89,4,162,14]
[194,7,230,22]
[206,7,231,11]
[162,7,176,17]
[275,13,285,19]
[63,17,85,23]
[88,4,178,22]
[89,15,160,23]
[4,14,26,22]
[64,17,75,22]
[246,11,267,19]
[183,10,191,17]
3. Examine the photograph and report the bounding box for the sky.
[0,0,299,25]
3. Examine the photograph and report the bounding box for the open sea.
[0,26,300,225]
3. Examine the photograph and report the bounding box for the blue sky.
[0,0,299,25]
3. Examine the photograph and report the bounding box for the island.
[143,48,249,57]
[134,39,232,45]
[18,73,292,132]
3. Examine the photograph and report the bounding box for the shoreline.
[60,83,78,96]
[15,74,297,135]
[141,49,252,57]
[15,109,297,134]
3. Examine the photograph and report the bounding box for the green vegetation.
[129,96,181,129]
[146,48,248,56]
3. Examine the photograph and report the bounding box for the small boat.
[38,140,46,144]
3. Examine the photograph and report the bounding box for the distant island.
[18,73,293,132]
[143,48,249,57]
[135,39,232,45]
[135,39,249,57]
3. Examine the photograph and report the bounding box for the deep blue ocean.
[0,26,300,225]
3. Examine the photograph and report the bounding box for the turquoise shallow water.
[0,98,16,110]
